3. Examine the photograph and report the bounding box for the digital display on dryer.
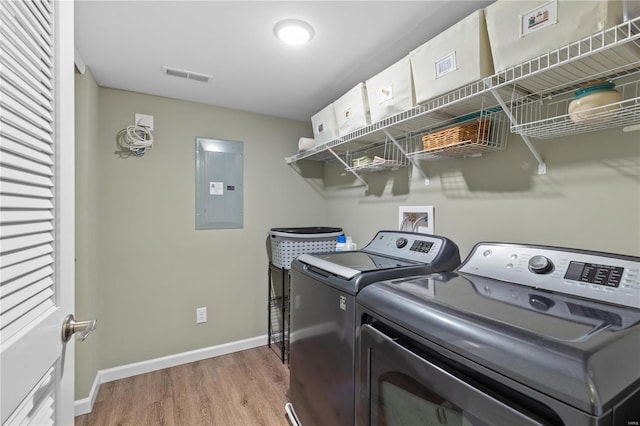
[410,240,433,253]
[564,262,624,287]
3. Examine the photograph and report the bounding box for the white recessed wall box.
[399,206,434,234]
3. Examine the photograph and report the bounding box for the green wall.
[323,128,640,257]
[74,74,325,398]
[75,70,640,402]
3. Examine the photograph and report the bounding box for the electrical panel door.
[195,137,243,229]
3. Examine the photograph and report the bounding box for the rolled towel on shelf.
[298,137,316,151]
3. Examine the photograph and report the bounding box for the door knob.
[62,314,97,342]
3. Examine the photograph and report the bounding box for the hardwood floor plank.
[75,346,290,426]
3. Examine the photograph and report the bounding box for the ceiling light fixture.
[274,19,314,46]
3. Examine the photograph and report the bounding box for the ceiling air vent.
[162,66,212,83]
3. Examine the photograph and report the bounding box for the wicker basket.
[422,121,490,152]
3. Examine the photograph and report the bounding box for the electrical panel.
[195,137,243,229]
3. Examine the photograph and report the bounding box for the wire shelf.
[344,136,411,173]
[285,84,517,164]
[492,18,640,96]
[408,112,509,161]
[512,77,640,139]
[285,17,640,166]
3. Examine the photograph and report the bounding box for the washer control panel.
[458,243,640,309]
[364,231,443,263]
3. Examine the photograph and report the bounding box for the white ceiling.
[75,1,494,122]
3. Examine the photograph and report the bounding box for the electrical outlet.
[196,307,207,324]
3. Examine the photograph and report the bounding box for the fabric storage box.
[270,227,343,269]
[410,9,494,104]
[485,0,623,72]
[333,82,371,137]
[365,56,415,123]
[311,104,339,145]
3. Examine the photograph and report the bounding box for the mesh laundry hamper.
[270,227,343,269]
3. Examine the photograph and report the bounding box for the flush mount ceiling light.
[274,19,314,46]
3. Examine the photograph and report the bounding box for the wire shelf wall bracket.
[344,133,412,172]
[329,148,368,188]
[491,88,547,175]
[383,129,430,186]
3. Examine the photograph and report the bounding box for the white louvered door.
[1,0,74,425]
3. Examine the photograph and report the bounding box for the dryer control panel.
[458,243,640,309]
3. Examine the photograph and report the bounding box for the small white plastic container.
[311,104,339,146]
[484,0,623,73]
[333,82,371,137]
[365,56,415,123]
[410,9,494,104]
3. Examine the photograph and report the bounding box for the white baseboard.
[74,334,267,416]
[74,372,101,417]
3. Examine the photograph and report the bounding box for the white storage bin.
[311,104,339,145]
[485,0,623,73]
[365,56,415,123]
[333,82,371,137]
[269,227,343,269]
[410,9,494,104]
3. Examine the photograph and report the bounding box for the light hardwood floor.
[75,346,291,426]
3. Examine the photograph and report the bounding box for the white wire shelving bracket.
[491,89,547,175]
[344,135,411,173]
[285,17,640,181]
[382,129,430,185]
[328,148,368,187]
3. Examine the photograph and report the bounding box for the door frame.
[55,0,76,423]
